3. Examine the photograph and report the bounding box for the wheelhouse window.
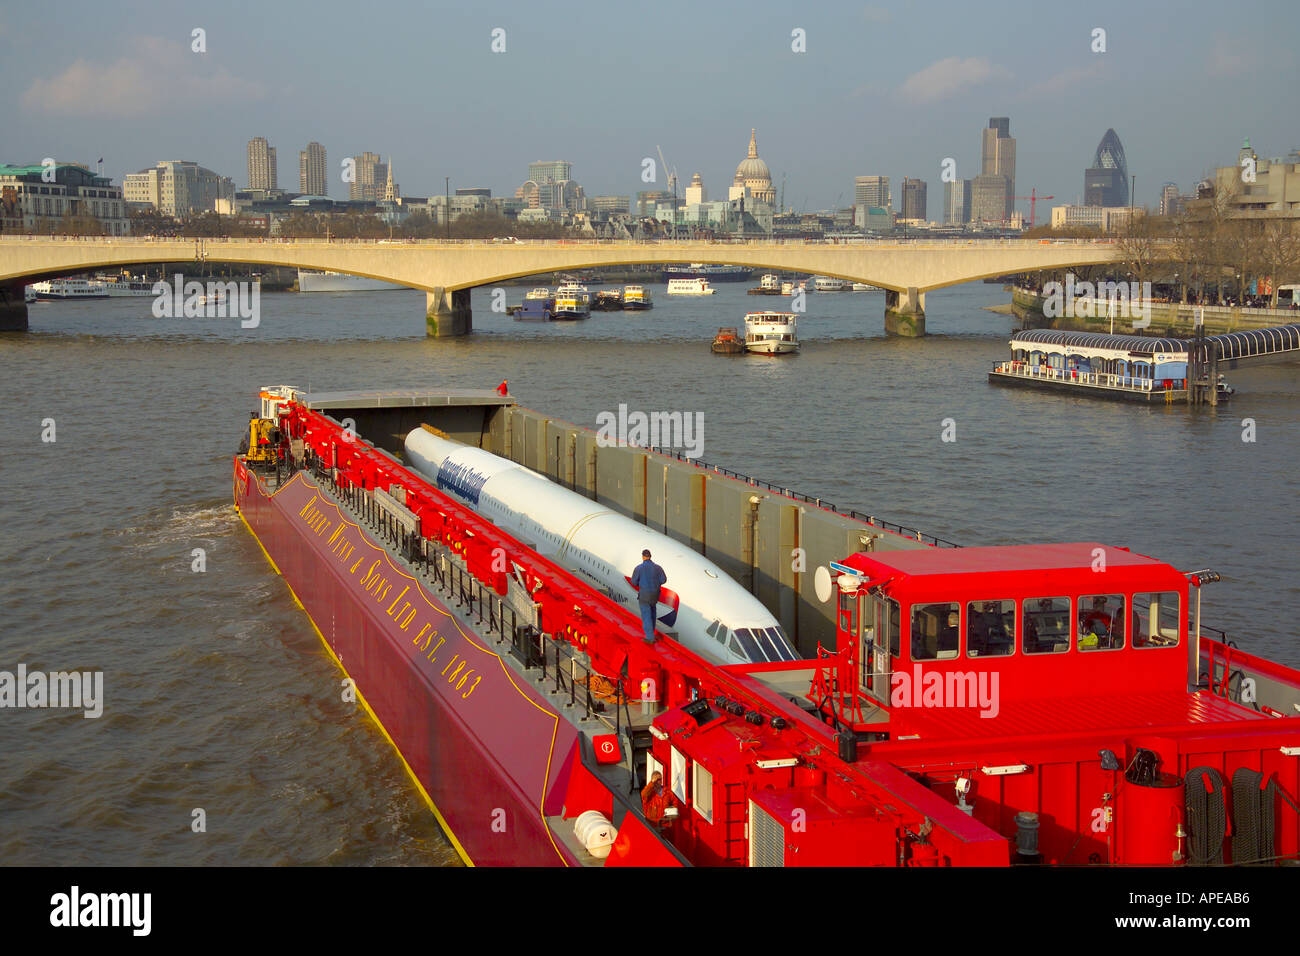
[967,600,1015,657]
[1132,591,1181,647]
[1078,594,1125,650]
[1023,597,1070,653]
[877,598,901,657]
[911,602,960,660]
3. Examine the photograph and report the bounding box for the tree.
[400,210,434,239]
[1261,221,1300,308]
[1114,213,1164,293]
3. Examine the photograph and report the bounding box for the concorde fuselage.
[403,428,798,666]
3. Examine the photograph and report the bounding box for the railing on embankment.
[1011,286,1300,335]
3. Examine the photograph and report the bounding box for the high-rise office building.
[1084,129,1129,207]
[971,173,1010,224]
[980,118,1016,219]
[901,178,927,221]
[124,160,235,218]
[854,175,890,209]
[1159,182,1182,217]
[299,142,326,196]
[944,179,971,225]
[350,152,387,202]
[247,137,277,190]
[523,160,586,213]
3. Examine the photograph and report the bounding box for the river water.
[2,279,1297,866]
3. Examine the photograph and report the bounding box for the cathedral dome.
[734,129,772,184]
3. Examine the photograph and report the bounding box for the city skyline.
[3,0,1297,215]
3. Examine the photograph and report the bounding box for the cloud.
[20,36,265,117]
[861,5,891,23]
[899,57,1012,103]
[1021,60,1107,100]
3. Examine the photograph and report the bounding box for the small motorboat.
[711,327,746,355]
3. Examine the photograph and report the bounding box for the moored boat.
[30,278,109,299]
[663,263,751,283]
[622,285,652,310]
[744,311,799,354]
[988,328,1243,403]
[748,274,783,295]
[518,288,553,320]
[552,282,591,320]
[666,278,714,296]
[593,290,624,311]
[710,327,745,354]
[298,269,404,293]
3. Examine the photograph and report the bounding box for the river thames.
[2,279,1297,865]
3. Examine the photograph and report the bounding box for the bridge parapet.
[0,235,1131,337]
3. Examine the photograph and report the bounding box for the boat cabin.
[823,542,1193,729]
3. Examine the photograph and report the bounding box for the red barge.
[234,386,1300,866]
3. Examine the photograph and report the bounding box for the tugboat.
[748,274,783,295]
[552,282,591,320]
[744,311,799,354]
[710,327,746,354]
[622,285,652,310]
[593,290,624,311]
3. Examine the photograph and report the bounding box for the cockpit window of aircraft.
[728,625,798,663]
[732,628,763,661]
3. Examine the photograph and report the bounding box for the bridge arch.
[0,236,1127,335]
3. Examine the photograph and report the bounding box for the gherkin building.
[1084,128,1128,207]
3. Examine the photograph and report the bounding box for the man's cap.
[642,549,652,558]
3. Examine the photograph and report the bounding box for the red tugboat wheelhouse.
[234,386,1300,867]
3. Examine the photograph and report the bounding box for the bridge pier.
[0,281,29,332]
[426,288,472,337]
[884,287,925,337]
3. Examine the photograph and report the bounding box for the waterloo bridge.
[0,235,1128,336]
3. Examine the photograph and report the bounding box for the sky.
[2,0,1297,216]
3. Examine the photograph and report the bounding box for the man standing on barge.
[631,550,667,644]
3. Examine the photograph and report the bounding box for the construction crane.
[655,145,678,203]
[1010,188,1055,229]
[655,145,680,237]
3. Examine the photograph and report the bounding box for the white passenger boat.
[297,270,404,292]
[98,275,157,297]
[814,276,847,292]
[666,277,715,296]
[744,311,799,354]
[851,282,881,292]
[30,278,109,299]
